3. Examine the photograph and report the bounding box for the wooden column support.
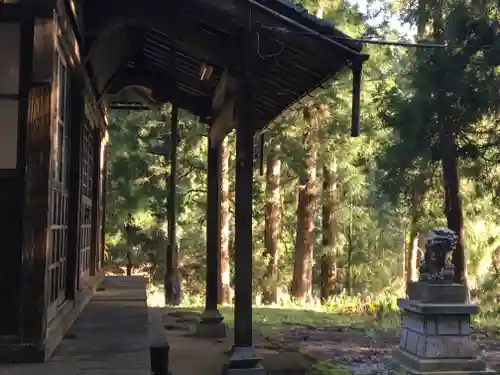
[232,107,255,348]
[19,16,51,348]
[164,104,179,305]
[99,132,109,270]
[196,138,227,338]
[90,125,102,276]
[66,72,84,300]
[204,139,222,313]
[226,27,265,374]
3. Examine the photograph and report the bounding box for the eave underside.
[77,0,364,129]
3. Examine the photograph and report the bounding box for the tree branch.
[180,189,207,198]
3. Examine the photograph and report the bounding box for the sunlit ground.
[146,281,499,333]
[147,282,399,332]
[143,279,500,374]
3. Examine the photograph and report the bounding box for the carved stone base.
[222,346,266,375]
[221,363,267,375]
[392,347,494,374]
[407,281,468,303]
[392,282,494,375]
[195,308,227,338]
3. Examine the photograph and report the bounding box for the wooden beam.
[83,0,240,71]
[212,70,238,114]
[0,1,55,21]
[209,70,240,145]
[85,27,133,94]
[94,27,148,101]
[107,67,212,117]
[208,96,237,146]
[56,0,107,132]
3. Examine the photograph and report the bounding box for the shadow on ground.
[162,306,500,374]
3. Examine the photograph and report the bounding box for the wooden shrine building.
[0,0,367,371]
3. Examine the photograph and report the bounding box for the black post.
[233,118,255,347]
[350,54,368,137]
[226,23,264,373]
[90,126,102,276]
[204,139,221,312]
[350,58,362,137]
[66,72,84,300]
[196,138,226,337]
[100,139,108,269]
[164,104,178,305]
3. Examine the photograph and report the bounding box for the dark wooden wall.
[0,6,106,341]
[0,15,35,337]
[0,170,23,334]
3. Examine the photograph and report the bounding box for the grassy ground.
[146,282,500,374]
[148,286,394,327]
[146,281,500,334]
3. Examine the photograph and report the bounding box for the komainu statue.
[419,227,458,282]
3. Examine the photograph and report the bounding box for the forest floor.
[146,287,500,374]
[242,308,500,374]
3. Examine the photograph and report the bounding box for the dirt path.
[269,324,500,374]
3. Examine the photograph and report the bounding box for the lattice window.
[79,122,93,280]
[81,122,93,198]
[47,49,71,322]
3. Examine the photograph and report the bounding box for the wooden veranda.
[0,0,367,372]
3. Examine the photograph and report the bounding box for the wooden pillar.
[227,27,263,372]
[205,139,221,312]
[164,104,178,305]
[232,119,255,348]
[66,73,84,300]
[100,136,108,269]
[90,126,102,276]
[196,138,226,338]
[19,14,48,348]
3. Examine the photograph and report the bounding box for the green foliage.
[105,0,500,313]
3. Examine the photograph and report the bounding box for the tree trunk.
[263,144,281,304]
[218,138,233,304]
[320,160,338,302]
[407,188,425,282]
[346,225,354,296]
[126,251,132,276]
[432,11,467,285]
[291,147,317,303]
[407,231,419,282]
[441,140,466,284]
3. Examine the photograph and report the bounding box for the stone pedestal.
[222,346,267,375]
[195,309,227,338]
[392,282,494,375]
[195,321,228,338]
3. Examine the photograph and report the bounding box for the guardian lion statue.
[419,227,458,282]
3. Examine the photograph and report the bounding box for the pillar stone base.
[195,308,227,338]
[391,282,494,375]
[195,321,227,338]
[222,346,266,375]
